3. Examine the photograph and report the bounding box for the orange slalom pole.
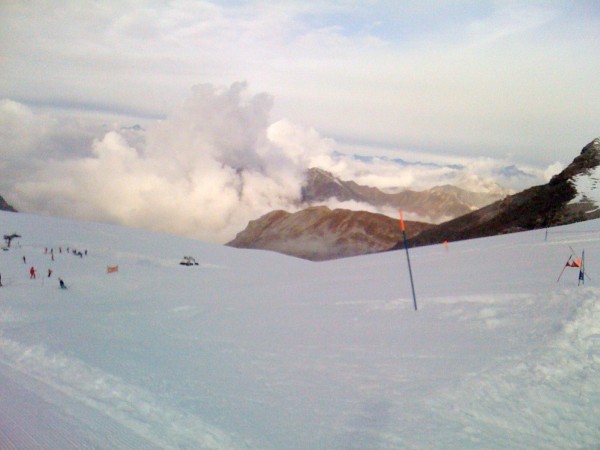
[399,209,418,311]
[399,209,406,232]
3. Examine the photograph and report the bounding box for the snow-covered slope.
[568,138,600,216]
[0,211,599,449]
[570,165,600,212]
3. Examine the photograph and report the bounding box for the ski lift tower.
[3,233,21,248]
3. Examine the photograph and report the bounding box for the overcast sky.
[1,1,599,241]
[2,0,599,162]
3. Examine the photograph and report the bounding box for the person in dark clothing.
[59,278,67,289]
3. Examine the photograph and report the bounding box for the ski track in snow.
[1,211,599,448]
[0,361,158,450]
[0,336,244,449]
[429,288,600,449]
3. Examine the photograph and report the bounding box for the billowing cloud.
[0,83,570,242]
[4,84,321,242]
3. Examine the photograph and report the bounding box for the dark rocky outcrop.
[408,138,600,247]
[0,195,17,212]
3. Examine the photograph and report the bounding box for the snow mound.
[0,211,599,448]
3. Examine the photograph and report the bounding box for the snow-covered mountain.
[568,138,600,211]
[0,210,598,448]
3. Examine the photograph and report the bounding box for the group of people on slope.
[1,245,71,289]
[0,271,65,289]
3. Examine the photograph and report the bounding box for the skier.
[59,278,67,289]
[48,268,53,278]
[29,266,36,279]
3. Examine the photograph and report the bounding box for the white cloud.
[465,3,560,47]
[1,1,598,167]
[2,85,321,242]
[0,81,581,242]
[0,99,39,158]
[544,162,565,182]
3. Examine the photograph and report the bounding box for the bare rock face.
[409,138,600,247]
[227,206,432,261]
[229,139,600,257]
[302,168,507,223]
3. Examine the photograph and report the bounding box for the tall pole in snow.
[579,250,585,286]
[399,209,418,311]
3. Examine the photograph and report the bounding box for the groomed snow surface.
[0,211,599,449]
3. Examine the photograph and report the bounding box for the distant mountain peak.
[230,140,600,258]
[581,137,600,155]
[0,194,17,212]
[302,167,506,223]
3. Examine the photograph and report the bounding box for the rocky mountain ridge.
[408,138,600,247]
[229,138,600,260]
[226,206,432,261]
[302,168,507,223]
